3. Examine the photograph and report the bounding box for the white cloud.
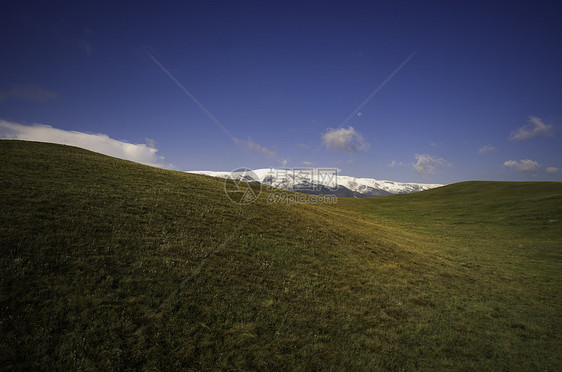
[0,85,58,102]
[302,161,313,166]
[0,120,172,169]
[412,154,451,175]
[546,166,560,174]
[508,116,553,141]
[321,126,368,152]
[430,142,437,147]
[298,143,310,150]
[387,160,406,167]
[236,137,275,156]
[504,159,541,173]
[478,145,495,156]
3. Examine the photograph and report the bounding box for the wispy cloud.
[298,143,310,150]
[508,116,553,141]
[235,137,275,156]
[412,154,451,175]
[504,159,540,173]
[387,160,406,167]
[0,120,173,169]
[478,144,495,156]
[74,40,92,56]
[0,85,58,103]
[322,126,368,152]
[302,161,313,166]
[546,166,560,174]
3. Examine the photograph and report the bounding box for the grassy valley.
[1,140,561,370]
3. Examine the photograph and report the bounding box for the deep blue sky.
[1,0,561,183]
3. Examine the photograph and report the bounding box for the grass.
[1,140,561,370]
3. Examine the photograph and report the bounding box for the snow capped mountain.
[187,168,443,197]
[335,174,442,194]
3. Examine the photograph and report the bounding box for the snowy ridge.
[187,168,443,196]
[335,175,442,194]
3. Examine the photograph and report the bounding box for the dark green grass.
[1,140,561,370]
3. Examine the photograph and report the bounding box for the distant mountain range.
[187,168,443,198]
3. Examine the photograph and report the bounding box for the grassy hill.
[1,140,561,370]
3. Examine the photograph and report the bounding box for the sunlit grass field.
[1,140,561,370]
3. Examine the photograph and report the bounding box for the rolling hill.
[1,140,561,370]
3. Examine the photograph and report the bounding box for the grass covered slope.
[1,140,561,370]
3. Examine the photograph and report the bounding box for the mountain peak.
[187,168,443,197]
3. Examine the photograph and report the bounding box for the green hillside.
[1,140,561,370]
